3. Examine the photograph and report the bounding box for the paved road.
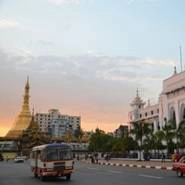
[0,160,184,185]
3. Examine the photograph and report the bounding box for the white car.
[14,156,25,163]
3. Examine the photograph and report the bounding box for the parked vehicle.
[14,156,25,163]
[172,156,185,177]
[30,143,74,181]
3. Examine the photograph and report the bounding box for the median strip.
[83,160,172,171]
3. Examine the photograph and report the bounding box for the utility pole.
[179,46,183,72]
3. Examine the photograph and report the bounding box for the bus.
[30,143,74,181]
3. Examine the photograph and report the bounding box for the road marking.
[87,167,98,170]
[146,165,151,168]
[108,170,122,174]
[139,174,163,179]
[155,166,161,169]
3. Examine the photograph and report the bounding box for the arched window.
[168,106,176,129]
[180,103,185,121]
[183,108,185,119]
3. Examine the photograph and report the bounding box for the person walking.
[161,153,165,163]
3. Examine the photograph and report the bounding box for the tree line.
[88,120,185,157]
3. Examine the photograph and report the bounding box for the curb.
[84,161,172,171]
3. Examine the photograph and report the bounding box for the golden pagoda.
[6,77,32,139]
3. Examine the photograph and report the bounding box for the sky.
[0,0,185,136]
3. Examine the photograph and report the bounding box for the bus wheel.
[34,173,38,178]
[40,175,46,181]
[66,174,71,181]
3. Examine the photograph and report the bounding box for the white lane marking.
[155,166,161,169]
[108,170,122,174]
[87,167,98,170]
[167,167,172,170]
[139,174,163,179]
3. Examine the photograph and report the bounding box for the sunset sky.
[0,0,185,136]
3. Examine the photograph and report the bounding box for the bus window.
[47,149,58,161]
[30,151,36,159]
[45,148,72,161]
[59,150,72,160]
[37,150,41,160]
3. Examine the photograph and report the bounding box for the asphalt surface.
[0,160,184,185]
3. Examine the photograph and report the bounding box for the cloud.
[0,19,20,29]
[0,48,174,84]
[143,58,175,66]
[48,0,80,6]
[0,47,174,132]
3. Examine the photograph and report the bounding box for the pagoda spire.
[21,76,31,116]
[6,77,32,138]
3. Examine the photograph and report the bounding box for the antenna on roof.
[179,45,183,72]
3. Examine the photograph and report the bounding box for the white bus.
[30,143,74,181]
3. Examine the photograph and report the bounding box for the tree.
[131,121,152,160]
[176,120,185,149]
[122,136,137,152]
[74,125,84,142]
[161,122,176,154]
[153,131,165,154]
[18,116,51,155]
[88,128,113,152]
[64,130,73,143]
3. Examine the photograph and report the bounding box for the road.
[0,160,184,185]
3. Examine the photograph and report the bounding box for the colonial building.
[129,67,185,131]
[35,109,81,138]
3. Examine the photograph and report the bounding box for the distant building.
[35,109,81,137]
[128,89,159,132]
[114,125,129,138]
[128,67,185,131]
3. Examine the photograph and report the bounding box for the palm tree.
[151,131,165,158]
[131,121,152,160]
[176,120,185,150]
[161,122,176,155]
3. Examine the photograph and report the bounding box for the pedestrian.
[161,153,165,163]
[95,153,98,164]
[85,153,88,160]
[105,154,108,161]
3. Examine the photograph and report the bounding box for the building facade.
[35,109,81,137]
[114,125,129,138]
[129,68,185,131]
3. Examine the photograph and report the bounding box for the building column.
[175,101,180,128]
[153,119,158,132]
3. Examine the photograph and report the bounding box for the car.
[172,156,185,177]
[14,156,25,163]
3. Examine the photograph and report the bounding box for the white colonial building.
[35,109,81,137]
[129,67,185,131]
